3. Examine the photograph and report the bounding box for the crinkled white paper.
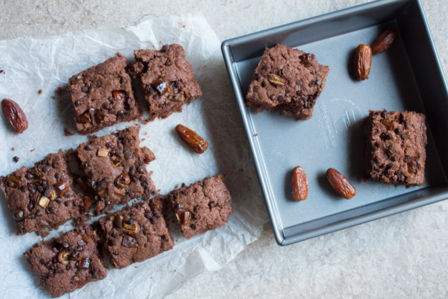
[0,14,267,298]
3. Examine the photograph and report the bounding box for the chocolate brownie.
[68,55,141,134]
[96,201,173,269]
[365,110,427,186]
[0,151,83,236]
[131,44,202,119]
[24,225,107,298]
[168,175,232,239]
[75,126,155,213]
[245,44,329,120]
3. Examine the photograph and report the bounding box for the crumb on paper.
[253,133,258,136]
[55,86,66,95]
[142,137,146,141]
[30,148,35,152]
[12,156,19,162]
[38,89,42,94]
[64,127,75,136]
[0,70,4,74]
[10,147,14,151]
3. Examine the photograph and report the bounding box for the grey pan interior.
[221,0,448,245]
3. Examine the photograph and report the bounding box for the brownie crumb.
[38,89,42,95]
[0,70,4,74]
[55,86,66,95]
[30,148,35,152]
[11,147,15,151]
[64,128,75,136]
[12,156,19,162]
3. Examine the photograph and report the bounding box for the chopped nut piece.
[268,74,286,86]
[110,155,121,167]
[122,222,140,234]
[175,211,191,225]
[55,180,68,197]
[38,196,50,208]
[114,173,131,189]
[78,111,91,123]
[6,175,21,188]
[77,257,90,269]
[112,90,126,100]
[97,148,110,157]
[83,196,92,212]
[113,214,124,228]
[58,250,70,264]
[48,189,57,200]
[15,210,24,220]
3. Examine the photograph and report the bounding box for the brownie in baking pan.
[168,175,232,239]
[0,150,83,236]
[365,110,427,186]
[75,126,156,214]
[131,44,202,119]
[245,44,329,120]
[24,225,107,298]
[96,201,174,269]
[68,55,141,134]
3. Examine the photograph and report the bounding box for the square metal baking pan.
[221,0,448,245]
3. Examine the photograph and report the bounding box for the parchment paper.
[0,14,267,298]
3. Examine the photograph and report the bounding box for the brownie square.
[0,151,83,236]
[24,225,107,298]
[245,44,329,120]
[75,126,156,214]
[97,201,174,269]
[68,55,141,134]
[132,44,202,119]
[365,110,427,186]
[168,175,232,239]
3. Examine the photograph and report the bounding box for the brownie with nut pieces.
[131,44,202,119]
[365,110,427,186]
[96,201,173,269]
[75,126,155,214]
[24,225,107,298]
[168,175,232,239]
[246,44,329,120]
[68,55,141,134]
[0,151,83,236]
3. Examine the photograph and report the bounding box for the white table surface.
[1,0,448,298]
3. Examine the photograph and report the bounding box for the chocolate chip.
[165,59,172,66]
[12,156,19,162]
[161,44,170,52]
[74,100,82,106]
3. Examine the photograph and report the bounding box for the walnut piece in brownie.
[24,225,107,298]
[131,44,202,119]
[245,44,329,120]
[365,110,427,186]
[75,126,156,214]
[68,55,141,134]
[0,151,83,236]
[168,175,232,239]
[97,201,173,269]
